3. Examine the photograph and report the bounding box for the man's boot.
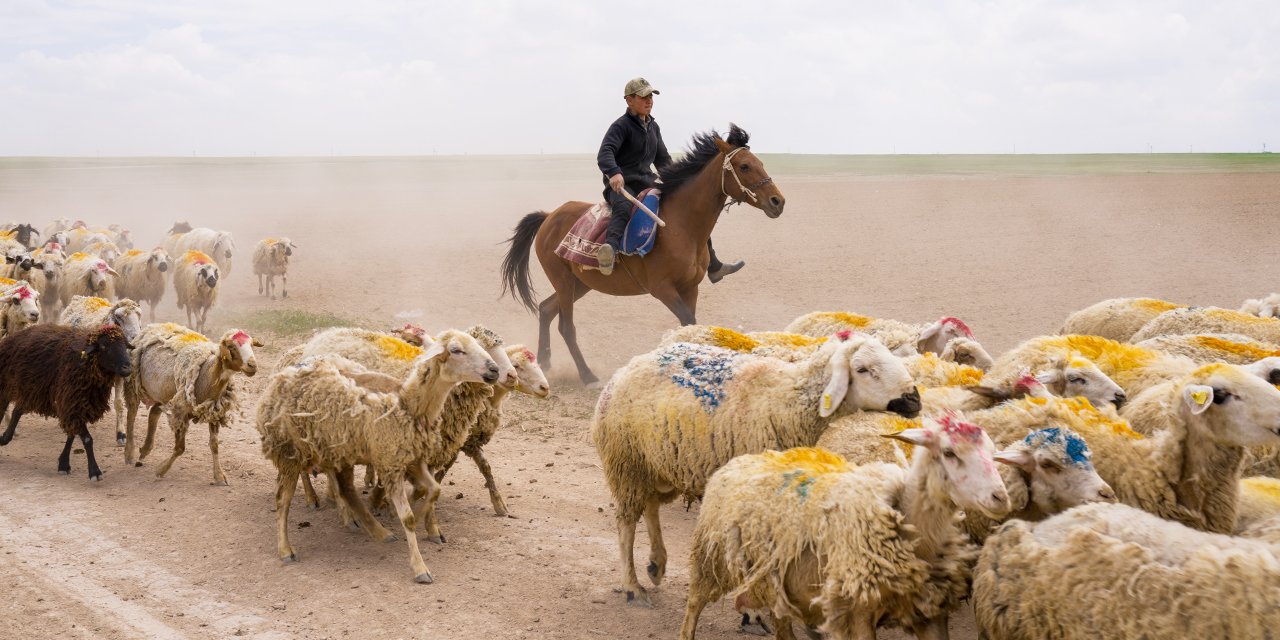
[708,260,745,283]
[596,243,616,276]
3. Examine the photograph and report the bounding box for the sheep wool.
[1136,333,1280,365]
[1131,306,1280,344]
[1058,297,1186,341]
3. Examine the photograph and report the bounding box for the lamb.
[591,333,922,605]
[435,345,551,517]
[785,312,995,369]
[1057,296,1186,341]
[252,237,296,299]
[969,363,1280,534]
[114,249,171,322]
[61,252,118,304]
[0,280,42,339]
[680,416,1012,639]
[58,296,143,445]
[173,250,219,333]
[816,409,1115,542]
[1240,292,1280,319]
[0,324,132,480]
[1131,305,1280,344]
[122,324,261,485]
[973,502,1280,640]
[174,227,235,276]
[255,331,499,583]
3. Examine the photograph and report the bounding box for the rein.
[720,146,773,207]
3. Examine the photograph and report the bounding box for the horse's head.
[715,124,785,218]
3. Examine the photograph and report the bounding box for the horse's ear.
[726,123,750,148]
[714,135,733,154]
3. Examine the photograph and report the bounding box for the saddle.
[554,188,661,270]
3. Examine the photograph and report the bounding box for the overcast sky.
[2,1,1276,156]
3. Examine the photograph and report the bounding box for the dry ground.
[0,155,1277,639]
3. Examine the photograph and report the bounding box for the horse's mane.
[658,124,750,198]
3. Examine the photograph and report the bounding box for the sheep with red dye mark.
[0,280,41,339]
[173,250,219,333]
[786,311,995,370]
[0,324,132,480]
[174,227,235,277]
[122,323,262,485]
[60,252,118,304]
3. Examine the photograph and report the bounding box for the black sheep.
[0,324,132,480]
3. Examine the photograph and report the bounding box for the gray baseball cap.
[624,77,659,97]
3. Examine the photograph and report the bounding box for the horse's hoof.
[425,534,445,545]
[414,572,434,584]
[89,474,103,482]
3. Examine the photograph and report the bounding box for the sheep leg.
[113,381,125,446]
[385,479,434,584]
[409,462,445,544]
[79,424,103,482]
[0,405,21,446]
[137,404,163,463]
[123,388,139,464]
[299,472,322,510]
[155,419,188,478]
[257,274,264,295]
[57,433,75,475]
[467,447,511,517]
[914,616,950,640]
[333,466,395,542]
[678,563,718,640]
[208,423,227,486]
[642,498,668,586]
[327,469,357,528]
[616,505,651,606]
[275,469,300,562]
[281,273,287,298]
[363,465,376,488]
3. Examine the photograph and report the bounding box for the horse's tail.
[501,210,548,314]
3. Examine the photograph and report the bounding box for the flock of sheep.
[592,296,1280,638]
[4,213,1280,639]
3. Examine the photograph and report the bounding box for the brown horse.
[501,124,785,384]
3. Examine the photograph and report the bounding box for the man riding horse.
[595,77,744,282]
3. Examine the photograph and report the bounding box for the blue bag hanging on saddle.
[621,189,661,256]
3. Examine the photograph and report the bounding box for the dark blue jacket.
[597,111,673,192]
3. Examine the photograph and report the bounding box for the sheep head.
[885,414,1011,519]
[421,329,500,386]
[1035,354,1126,408]
[506,345,550,398]
[940,336,995,371]
[2,283,40,324]
[820,333,920,419]
[110,300,144,343]
[1181,363,1280,448]
[917,316,976,354]
[999,427,1115,516]
[85,324,132,378]
[148,248,171,273]
[219,329,261,377]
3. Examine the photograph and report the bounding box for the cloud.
[0,0,1276,154]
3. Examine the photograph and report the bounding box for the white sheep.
[922,353,1125,414]
[58,295,143,446]
[174,227,235,277]
[114,249,171,323]
[1131,306,1280,344]
[41,218,73,244]
[106,224,133,250]
[1234,476,1280,534]
[660,325,920,362]
[64,228,113,254]
[161,221,191,258]
[973,502,1280,640]
[1240,292,1280,319]
[60,252,118,304]
[785,312,995,369]
[27,248,64,321]
[970,362,1280,534]
[173,250,219,334]
[1057,296,1186,341]
[592,334,922,605]
[435,345,551,517]
[0,280,41,339]
[1135,332,1280,364]
[122,324,261,485]
[680,415,1012,639]
[256,331,499,583]
[252,237,295,299]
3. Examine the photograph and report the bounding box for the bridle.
[721,146,773,206]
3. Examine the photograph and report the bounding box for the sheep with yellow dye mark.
[1132,306,1280,344]
[818,400,1114,543]
[1241,292,1280,319]
[81,239,122,264]
[435,344,551,517]
[173,227,235,276]
[1234,476,1280,536]
[114,248,171,323]
[786,311,995,369]
[660,325,917,362]
[173,250,219,334]
[592,334,922,606]
[923,352,1124,414]
[972,364,1280,534]
[1058,296,1186,342]
[122,323,261,485]
[252,237,296,300]
[59,295,143,445]
[1136,332,1280,364]
[278,326,426,378]
[974,502,1280,640]
[60,252,118,305]
[255,330,499,583]
[680,417,1012,639]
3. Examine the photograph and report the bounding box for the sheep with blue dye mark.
[1132,305,1280,344]
[1058,297,1186,342]
[680,415,1012,639]
[592,333,922,606]
[785,311,995,369]
[974,502,1280,640]
[660,325,920,360]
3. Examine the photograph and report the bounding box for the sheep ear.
[1184,384,1214,415]
[993,449,1035,470]
[917,319,944,348]
[819,341,857,418]
[106,266,120,277]
[883,428,933,447]
[423,340,447,362]
[1035,369,1062,385]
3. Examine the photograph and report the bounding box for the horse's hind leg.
[536,293,558,369]
[556,280,597,385]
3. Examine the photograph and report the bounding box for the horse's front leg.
[650,284,697,326]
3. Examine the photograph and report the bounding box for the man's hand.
[608,173,625,194]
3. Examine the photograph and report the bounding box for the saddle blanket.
[554,188,661,270]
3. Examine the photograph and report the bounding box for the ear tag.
[1191,390,1209,405]
[822,393,832,411]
